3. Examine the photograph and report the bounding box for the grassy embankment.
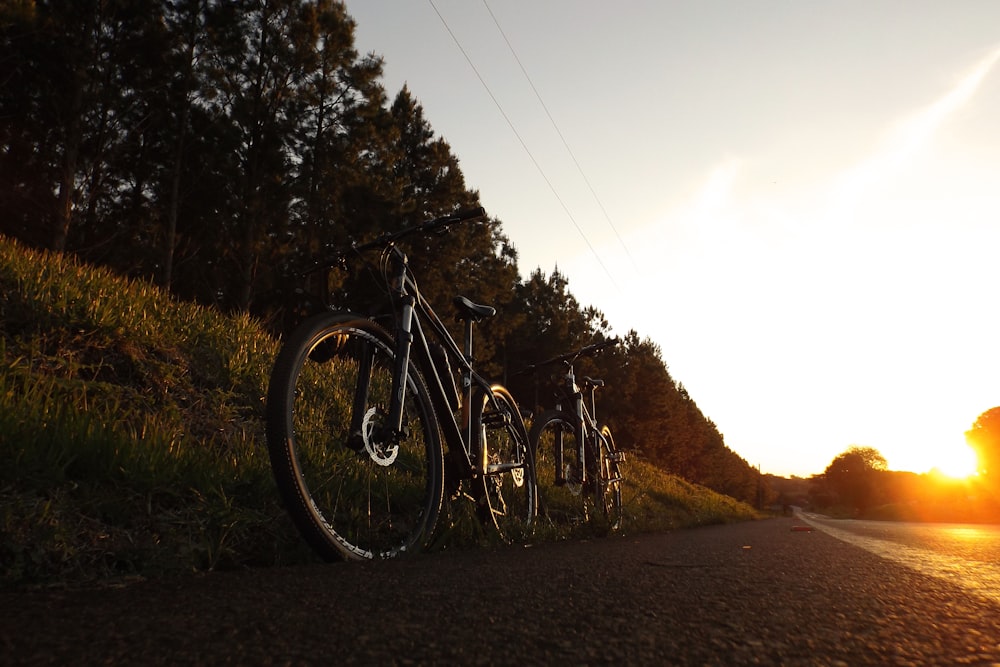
[0,235,757,589]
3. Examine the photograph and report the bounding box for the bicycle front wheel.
[266,312,443,560]
[473,385,537,541]
[529,409,590,528]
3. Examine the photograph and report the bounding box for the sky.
[343,0,1000,478]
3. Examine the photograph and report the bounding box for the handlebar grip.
[599,338,620,350]
[424,206,487,233]
[582,339,617,356]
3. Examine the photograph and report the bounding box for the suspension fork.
[346,337,376,451]
[588,385,599,422]
[559,363,587,485]
[586,385,602,483]
[553,414,566,485]
[345,293,416,449]
[385,294,417,438]
[573,389,587,484]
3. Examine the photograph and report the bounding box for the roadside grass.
[0,235,308,586]
[0,235,758,589]
[622,458,759,531]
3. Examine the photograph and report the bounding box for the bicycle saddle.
[453,295,496,322]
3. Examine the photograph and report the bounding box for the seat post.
[463,318,474,361]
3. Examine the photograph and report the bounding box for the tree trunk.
[52,58,87,252]
[163,113,187,289]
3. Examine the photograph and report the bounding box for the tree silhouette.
[966,407,1000,487]
[823,446,887,514]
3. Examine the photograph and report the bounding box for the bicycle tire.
[598,425,624,531]
[266,312,444,560]
[528,408,591,528]
[472,385,537,541]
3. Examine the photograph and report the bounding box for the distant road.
[800,512,1000,606]
[3,516,1000,665]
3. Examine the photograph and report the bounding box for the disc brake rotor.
[362,407,399,466]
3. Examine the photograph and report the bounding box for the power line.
[480,0,640,274]
[426,0,619,290]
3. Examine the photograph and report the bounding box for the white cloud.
[830,45,1000,221]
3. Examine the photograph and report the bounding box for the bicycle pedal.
[609,451,626,463]
[481,411,511,428]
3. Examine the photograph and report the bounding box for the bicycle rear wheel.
[529,409,590,528]
[597,425,624,531]
[266,312,443,560]
[473,385,537,541]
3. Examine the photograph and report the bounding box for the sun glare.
[935,443,980,480]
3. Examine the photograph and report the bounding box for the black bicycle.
[522,340,624,530]
[265,207,536,560]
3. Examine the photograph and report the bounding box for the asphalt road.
[3,515,1000,665]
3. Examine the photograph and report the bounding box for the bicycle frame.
[268,206,537,560]
[520,339,618,487]
[371,242,496,478]
[552,359,601,485]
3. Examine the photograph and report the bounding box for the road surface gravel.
[3,515,1000,665]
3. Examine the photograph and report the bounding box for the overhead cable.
[426,0,619,290]
[481,0,640,274]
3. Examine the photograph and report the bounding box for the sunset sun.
[935,443,980,480]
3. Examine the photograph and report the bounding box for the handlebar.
[513,338,620,376]
[415,206,488,238]
[307,206,487,274]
